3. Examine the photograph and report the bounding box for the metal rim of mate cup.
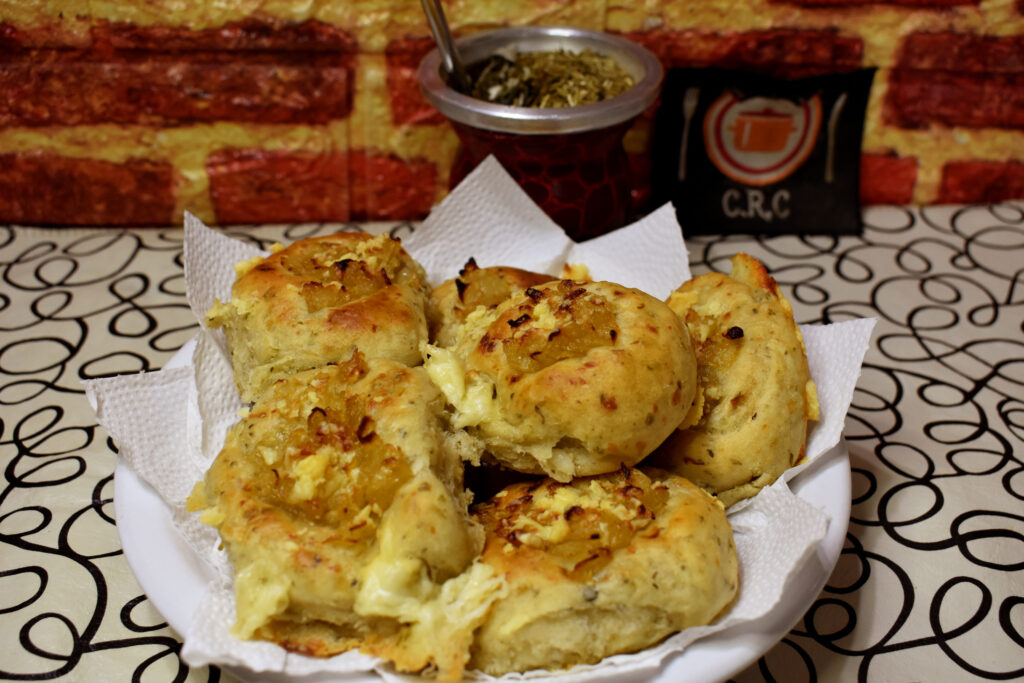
[418,27,664,239]
[417,25,664,135]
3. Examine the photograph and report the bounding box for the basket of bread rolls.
[187,223,818,680]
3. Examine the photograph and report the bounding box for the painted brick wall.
[0,0,1020,226]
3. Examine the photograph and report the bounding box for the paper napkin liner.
[84,157,876,681]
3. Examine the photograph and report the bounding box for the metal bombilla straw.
[420,0,472,94]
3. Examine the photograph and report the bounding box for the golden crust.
[189,353,493,680]
[651,253,819,507]
[426,279,699,481]
[189,243,813,677]
[427,258,555,348]
[469,467,738,675]
[207,232,429,402]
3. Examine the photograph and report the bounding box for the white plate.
[113,342,850,683]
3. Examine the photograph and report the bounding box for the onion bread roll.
[207,232,429,402]
[469,467,738,675]
[424,279,699,481]
[427,257,554,348]
[652,253,820,507]
[187,353,503,680]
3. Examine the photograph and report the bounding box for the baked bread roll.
[207,232,429,402]
[187,353,502,680]
[651,253,820,507]
[427,257,554,347]
[469,467,738,675]
[424,279,699,481]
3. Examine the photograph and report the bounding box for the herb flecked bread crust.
[427,258,555,348]
[651,253,820,507]
[187,354,503,681]
[193,238,803,679]
[426,279,700,482]
[207,232,429,402]
[469,467,738,675]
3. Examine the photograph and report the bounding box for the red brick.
[348,150,438,220]
[385,37,447,126]
[93,19,358,53]
[897,32,1024,73]
[0,22,17,50]
[885,32,1024,130]
[207,148,350,224]
[938,159,1024,203]
[0,57,352,126]
[2,18,359,54]
[885,68,1024,130]
[207,148,438,224]
[0,19,91,51]
[860,152,917,205]
[618,28,862,77]
[0,152,176,226]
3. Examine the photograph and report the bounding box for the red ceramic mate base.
[450,120,634,241]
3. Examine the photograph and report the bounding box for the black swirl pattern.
[2,206,1023,682]
[0,221,368,682]
[709,203,1024,682]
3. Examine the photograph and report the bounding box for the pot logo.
[703,93,822,186]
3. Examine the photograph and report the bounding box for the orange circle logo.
[704,93,822,186]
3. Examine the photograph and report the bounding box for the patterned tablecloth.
[2,203,1022,683]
